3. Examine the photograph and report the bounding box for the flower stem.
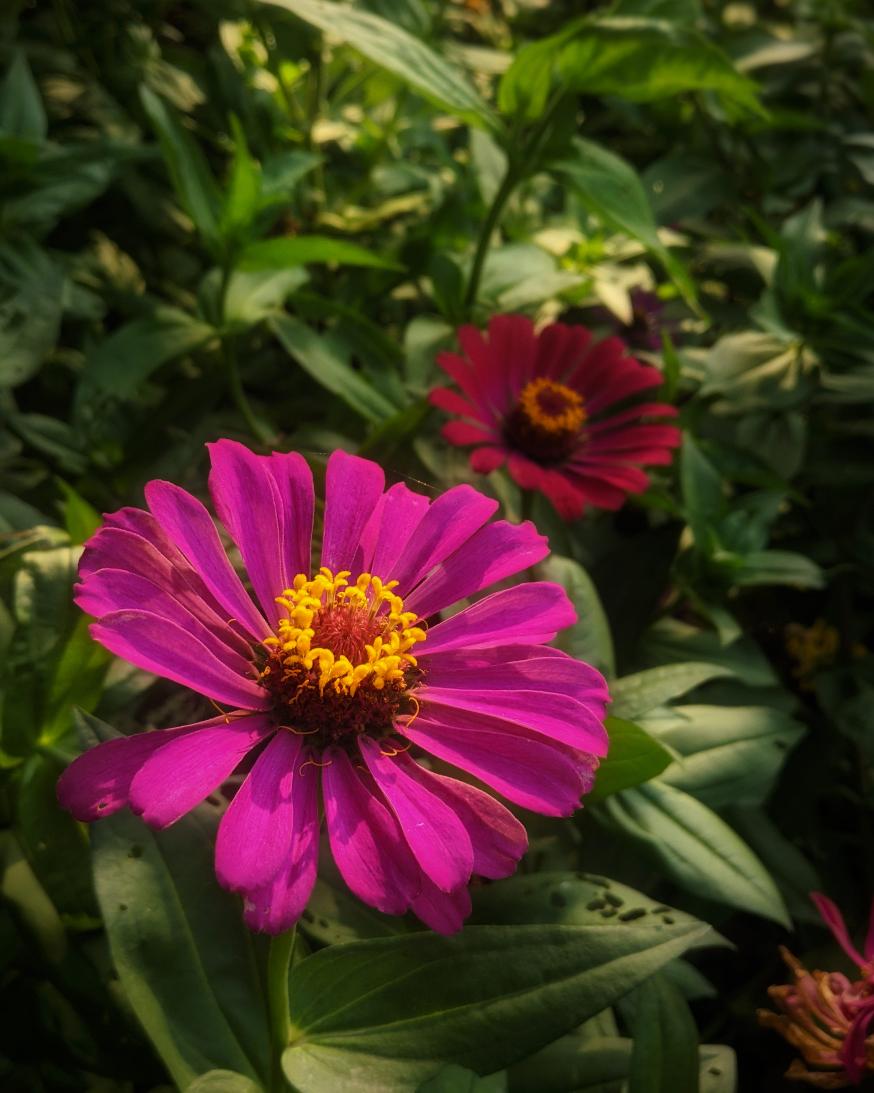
[462,162,519,318]
[222,334,273,445]
[267,928,296,1093]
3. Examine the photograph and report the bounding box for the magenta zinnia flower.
[59,441,609,934]
[759,892,874,1087]
[429,314,681,520]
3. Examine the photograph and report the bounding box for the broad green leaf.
[680,435,723,549]
[556,17,761,112]
[219,115,262,243]
[16,753,96,918]
[418,1065,506,1092]
[301,876,411,945]
[140,85,222,248]
[78,308,215,401]
[471,873,716,944]
[536,554,615,677]
[653,704,803,808]
[641,619,777,688]
[556,138,696,305]
[589,717,673,802]
[39,615,112,745]
[0,830,65,963]
[271,314,397,423]
[55,479,101,544]
[12,546,78,662]
[732,549,824,589]
[626,973,698,1093]
[507,1035,631,1093]
[240,236,400,272]
[0,241,64,388]
[698,1044,736,1093]
[0,52,47,140]
[601,781,789,925]
[92,799,270,1089]
[282,918,712,1092]
[257,0,499,132]
[224,269,308,327]
[185,1071,262,1093]
[610,663,734,720]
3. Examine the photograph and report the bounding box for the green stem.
[462,162,520,317]
[267,928,296,1093]
[222,335,272,445]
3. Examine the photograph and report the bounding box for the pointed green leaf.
[589,717,673,802]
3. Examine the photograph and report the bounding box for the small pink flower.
[759,893,874,1087]
[429,313,681,520]
[58,441,609,935]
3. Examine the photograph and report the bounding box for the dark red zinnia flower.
[429,314,681,520]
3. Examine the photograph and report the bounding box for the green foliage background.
[0,0,873,1091]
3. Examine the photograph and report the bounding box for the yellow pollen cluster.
[263,567,426,696]
[518,377,587,435]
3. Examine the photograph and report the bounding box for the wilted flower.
[429,314,680,520]
[759,892,874,1087]
[58,441,609,935]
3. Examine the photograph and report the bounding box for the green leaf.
[698,1044,736,1093]
[257,0,499,132]
[55,479,101,544]
[589,717,673,802]
[536,554,615,677]
[610,664,734,720]
[0,830,66,963]
[92,797,270,1089]
[140,85,222,248]
[556,17,761,112]
[219,115,262,243]
[282,919,712,1092]
[0,241,65,388]
[507,1035,631,1093]
[680,435,724,549]
[78,308,215,401]
[470,872,716,941]
[16,753,97,918]
[39,615,111,745]
[418,1065,507,1092]
[556,138,696,306]
[626,973,699,1093]
[732,549,824,589]
[271,314,398,423]
[0,52,47,140]
[185,1071,263,1093]
[240,236,401,273]
[654,704,804,808]
[601,781,789,926]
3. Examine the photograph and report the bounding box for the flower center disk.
[261,568,425,751]
[505,377,587,463]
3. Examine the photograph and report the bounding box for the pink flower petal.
[364,482,431,580]
[77,569,255,674]
[411,878,471,935]
[406,709,594,816]
[215,729,303,892]
[423,647,610,702]
[469,447,507,474]
[266,450,314,579]
[129,714,275,828]
[811,892,868,969]
[242,748,320,934]
[91,610,268,711]
[322,748,419,915]
[207,439,290,626]
[389,484,498,594]
[486,313,539,397]
[420,582,576,655]
[419,686,609,757]
[320,450,385,573]
[145,481,269,641]
[405,519,548,618]
[359,738,473,893]
[536,321,592,381]
[56,720,218,820]
[396,760,527,880]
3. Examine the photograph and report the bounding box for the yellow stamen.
[518,377,586,435]
[267,567,426,697]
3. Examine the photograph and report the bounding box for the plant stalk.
[462,162,519,318]
[267,928,296,1093]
